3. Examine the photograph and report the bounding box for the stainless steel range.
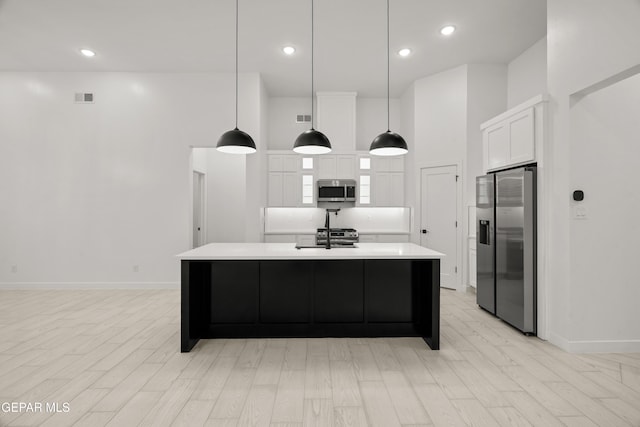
[316,228,359,246]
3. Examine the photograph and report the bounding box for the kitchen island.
[177,242,444,352]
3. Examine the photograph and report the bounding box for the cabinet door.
[314,261,363,322]
[390,172,404,206]
[365,260,412,322]
[268,172,283,206]
[374,172,391,206]
[508,108,535,165]
[283,155,300,172]
[282,172,300,207]
[268,155,284,172]
[318,156,337,179]
[211,261,259,323]
[260,261,312,323]
[375,157,391,172]
[484,122,509,170]
[336,155,355,178]
[390,157,405,172]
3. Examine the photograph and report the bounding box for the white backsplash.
[264,207,411,234]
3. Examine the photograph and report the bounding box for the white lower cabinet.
[468,237,477,288]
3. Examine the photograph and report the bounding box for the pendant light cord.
[235,0,239,129]
[386,0,390,132]
[311,0,315,130]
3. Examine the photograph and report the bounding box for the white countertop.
[177,243,444,260]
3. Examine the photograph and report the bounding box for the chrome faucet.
[324,208,340,249]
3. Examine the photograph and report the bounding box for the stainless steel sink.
[295,244,358,249]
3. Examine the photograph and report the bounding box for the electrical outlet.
[11,265,17,273]
[133,265,139,273]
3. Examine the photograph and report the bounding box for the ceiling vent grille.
[75,93,94,103]
[296,114,311,124]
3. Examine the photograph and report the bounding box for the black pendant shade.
[293,0,331,155]
[370,130,408,156]
[369,0,408,156]
[216,127,256,154]
[293,128,331,154]
[216,0,256,155]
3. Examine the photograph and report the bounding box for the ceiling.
[0,0,546,97]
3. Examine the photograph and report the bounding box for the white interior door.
[420,165,458,289]
[192,171,205,248]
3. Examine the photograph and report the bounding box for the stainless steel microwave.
[317,179,356,203]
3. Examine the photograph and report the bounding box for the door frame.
[192,170,206,248]
[416,160,464,292]
[189,148,208,250]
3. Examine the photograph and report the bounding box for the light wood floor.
[1,289,639,427]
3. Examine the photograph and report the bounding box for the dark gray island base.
[181,258,440,352]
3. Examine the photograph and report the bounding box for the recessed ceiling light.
[398,48,411,57]
[440,25,456,36]
[282,46,296,55]
[80,48,96,57]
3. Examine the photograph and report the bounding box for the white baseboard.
[0,282,179,290]
[547,331,640,353]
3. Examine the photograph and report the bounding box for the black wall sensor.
[573,190,584,201]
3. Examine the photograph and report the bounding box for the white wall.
[569,73,640,344]
[267,97,310,150]
[243,75,268,242]
[465,64,507,286]
[547,0,640,352]
[356,98,401,151]
[507,37,547,108]
[192,148,208,173]
[205,149,246,243]
[0,72,264,288]
[267,96,401,152]
[413,66,468,168]
[400,83,416,239]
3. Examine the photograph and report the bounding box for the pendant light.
[293,0,331,154]
[216,0,256,154]
[369,0,408,156]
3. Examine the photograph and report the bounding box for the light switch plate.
[573,205,587,219]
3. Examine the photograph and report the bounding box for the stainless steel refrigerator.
[476,166,536,335]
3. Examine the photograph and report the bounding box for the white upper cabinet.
[337,155,355,178]
[318,156,337,179]
[481,95,546,172]
[269,154,299,172]
[371,156,405,207]
[316,92,357,152]
[508,108,535,164]
[268,153,305,207]
[318,155,355,179]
